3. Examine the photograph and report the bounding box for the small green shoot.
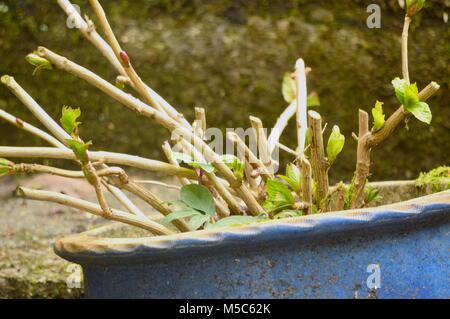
[66,139,92,164]
[26,53,53,76]
[371,101,385,132]
[0,158,14,177]
[364,185,382,205]
[60,106,82,136]
[327,125,345,163]
[220,155,245,181]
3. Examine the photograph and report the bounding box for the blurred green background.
[0,0,448,183]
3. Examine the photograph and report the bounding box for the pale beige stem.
[250,116,273,173]
[37,47,262,214]
[227,132,274,180]
[101,180,147,219]
[133,180,181,190]
[88,0,177,121]
[0,147,197,179]
[121,181,190,232]
[193,107,206,139]
[17,187,174,235]
[58,0,189,127]
[402,16,412,84]
[161,141,190,186]
[0,109,65,148]
[295,59,308,155]
[12,163,123,179]
[1,75,146,217]
[1,76,70,143]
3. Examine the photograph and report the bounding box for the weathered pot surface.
[54,182,450,299]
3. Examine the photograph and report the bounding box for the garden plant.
[0,0,445,237]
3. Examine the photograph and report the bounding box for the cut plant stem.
[299,158,312,214]
[1,76,70,143]
[351,82,440,208]
[194,107,207,139]
[250,116,273,173]
[0,146,197,179]
[308,111,329,206]
[17,187,174,235]
[295,58,308,155]
[37,47,263,215]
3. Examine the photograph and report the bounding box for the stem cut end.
[1,75,12,85]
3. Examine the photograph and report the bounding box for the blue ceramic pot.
[55,188,450,299]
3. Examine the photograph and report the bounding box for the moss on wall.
[0,0,448,182]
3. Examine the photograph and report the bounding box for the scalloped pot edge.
[54,190,450,261]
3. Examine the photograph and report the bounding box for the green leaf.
[180,184,215,216]
[173,152,215,173]
[282,72,296,103]
[66,139,92,164]
[392,77,408,106]
[364,186,382,203]
[205,216,258,229]
[406,0,426,17]
[409,101,432,124]
[326,125,345,163]
[403,83,419,111]
[392,78,420,111]
[187,214,211,231]
[0,158,13,177]
[277,163,301,192]
[263,179,295,213]
[26,53,52,76]
[391,78,432,125]
[60,106,82,135]
[220,154,245,180]
[307,92,320,108]
[161,210,202,226]
[371,101,385,132]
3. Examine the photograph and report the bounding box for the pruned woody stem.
[0,0,441,235]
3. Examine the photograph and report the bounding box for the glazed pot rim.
[54,188,450,264]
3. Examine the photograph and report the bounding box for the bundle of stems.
[0,0,440,236]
